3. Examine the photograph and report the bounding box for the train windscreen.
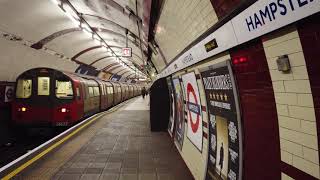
[16,79,32,98]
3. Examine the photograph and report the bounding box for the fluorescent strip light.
[93,34,99,40]
[82,28,92,36]
[81,24,92,33]
[51,0,60,5]
[65,11,80,26]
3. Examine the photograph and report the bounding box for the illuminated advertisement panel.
[200,61,242,180]
[172,78,185,150]
[167,77,175,137]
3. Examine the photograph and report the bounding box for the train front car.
[12,68,83,127]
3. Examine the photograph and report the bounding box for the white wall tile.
[280,139,303,157]
[292,156,320,178]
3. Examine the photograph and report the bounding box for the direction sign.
[122,47,132,57]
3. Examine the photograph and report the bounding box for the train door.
[104,83,109,108]
[113,82,120,105]
[117,83,122,103]
[109,82,115,106]
[126,85,129,99]
[92,85,100,112]
[88,86,94,113]
[112,83,117,105]
[106,82,113,108]
[97,80,106,110]
[120,83,125,102]
[73,81,84,120]
[81,81,89,115]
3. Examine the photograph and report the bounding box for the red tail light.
[233,56,248,64]
[60,108,70,113]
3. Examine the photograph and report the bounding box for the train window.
[56,80,73,99]
[38,77,50,96]
[93,87,100,96]
[16,79,32,98]
[88,87,94,97]
[110,87,114,94]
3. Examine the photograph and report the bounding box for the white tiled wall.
[282,172,295,180]
[155,0,218,64]
[262,25,320,179]
[0,36,78,81]
[151,52,166,72]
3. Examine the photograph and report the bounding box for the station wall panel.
[155,0,218,63]
[230,41,281,180]
[262,25,320,179]
[298,13,320,179]
[169,46,282,180]
[160,11,320,180]
[171,53,231,180]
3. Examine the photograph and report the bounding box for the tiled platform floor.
[18,97,193,180]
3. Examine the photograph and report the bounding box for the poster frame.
[167,76,176,137]
[200,60,243,180]
[172,76,185,150]
[181,70,203,152]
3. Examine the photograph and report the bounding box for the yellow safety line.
[2,113,105,180]
[2,98,133,180]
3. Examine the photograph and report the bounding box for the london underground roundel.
[187,83,200,133]
[182,72,203,151]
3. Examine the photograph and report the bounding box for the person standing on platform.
[142,87,146,99]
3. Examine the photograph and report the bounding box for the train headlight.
[21,107,27,112]
[61,108,67,113]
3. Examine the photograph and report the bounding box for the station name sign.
[232,0,320,44]
[245,0,316,32]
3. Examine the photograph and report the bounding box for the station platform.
[13,97,193,180]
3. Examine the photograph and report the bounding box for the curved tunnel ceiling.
[0,0,151,80]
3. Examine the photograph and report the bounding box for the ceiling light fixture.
[51,0,60,5]
[80,23,92,33]
[64,11,80,26]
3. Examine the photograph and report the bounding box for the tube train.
[11,68,142,127]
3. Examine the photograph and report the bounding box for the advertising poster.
[181,72,203,151]
[4,85,14,102]
[172,78,185,150]
[167,77,175,137]
[200,61,242,180]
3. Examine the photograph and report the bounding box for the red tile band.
[203,121,208,128]
[201,105,206,112]
[280,161,318,180]
[203,132,208,139]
